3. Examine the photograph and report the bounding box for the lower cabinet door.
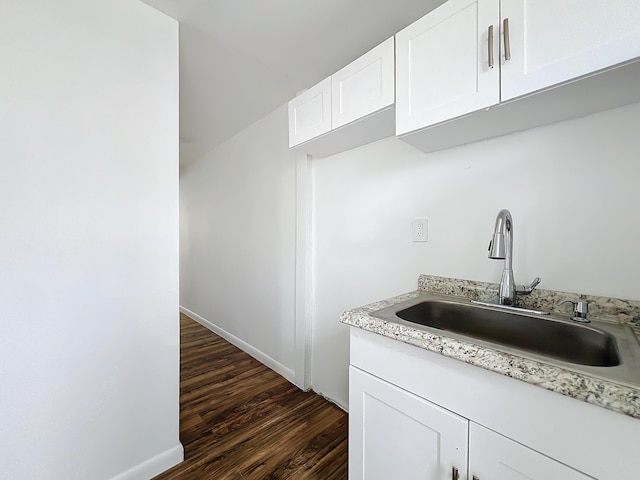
[349,366,469,480]
[468,423,592,480]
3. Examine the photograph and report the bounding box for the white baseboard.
[315,390,349,413]
[110,443,183,480]
[180,306,297,386]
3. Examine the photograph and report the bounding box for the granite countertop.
[340,275,640,419]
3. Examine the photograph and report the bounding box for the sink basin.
[393,299,620,366]
[367,292,640,389]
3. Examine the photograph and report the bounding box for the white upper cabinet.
[396,0,500,135]
[331,37,395,129]
[396,0,640,143]
[288,38,395,156]
[501,0,640,101]
[288,77,331,147]
[291,1,640,155]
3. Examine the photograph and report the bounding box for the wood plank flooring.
[153,314,348,480]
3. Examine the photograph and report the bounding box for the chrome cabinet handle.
[452,466,459,480]
[488,25,494,68]
[503,18,511,61]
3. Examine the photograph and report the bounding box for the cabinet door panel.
[469,423,593,480]
[332,37,394,129]
[501,0,640,101]
[288,77,331,147]
[349,367,468,480]
[396,0,499,135]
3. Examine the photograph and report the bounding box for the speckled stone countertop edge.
[340,287,640,420]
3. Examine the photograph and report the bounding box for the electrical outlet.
[412,218,428,242]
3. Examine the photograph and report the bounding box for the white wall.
[179,105,298,383]
[312,102,640,408]
[177,68,640,411]
[0,1,180,479]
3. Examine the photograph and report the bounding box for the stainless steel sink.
[371,293,640,385]
[395,299,618,366]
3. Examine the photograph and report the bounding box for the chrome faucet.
[488,209,541,305]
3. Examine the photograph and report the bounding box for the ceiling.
[140,0,445,165]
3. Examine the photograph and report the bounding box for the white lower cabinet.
[349,366,468,480]
[350,366,591,480]
[469,424,591,480]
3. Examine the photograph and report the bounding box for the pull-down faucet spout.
[488,209,541,306]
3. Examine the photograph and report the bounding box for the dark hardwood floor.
[153,314,348,480]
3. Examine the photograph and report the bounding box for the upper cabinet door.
[288,77,331,147]
[331,37,395,130]
[396,0,500,135]
[469,423,592,480]
[349,366,468,480]
[501,0,640,101]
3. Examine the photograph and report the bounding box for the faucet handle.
[559,300,590,323]
[516,277,541,295]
